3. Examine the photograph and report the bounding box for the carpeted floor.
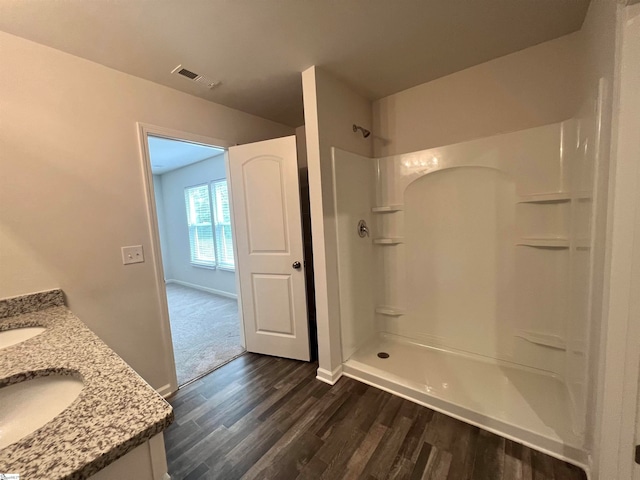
[166,283,245,386]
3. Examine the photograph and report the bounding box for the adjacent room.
[148,136,244,386]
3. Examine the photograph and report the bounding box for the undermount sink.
[0,374,84,449]
[0,326,46,349]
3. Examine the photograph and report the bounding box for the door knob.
[292,261,302,270]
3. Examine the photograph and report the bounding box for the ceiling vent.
[171,65,220,89]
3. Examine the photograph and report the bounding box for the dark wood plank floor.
[164,354,586,480]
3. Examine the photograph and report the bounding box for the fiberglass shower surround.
[332,113,598,469]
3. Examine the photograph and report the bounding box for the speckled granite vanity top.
[0,289,174,479]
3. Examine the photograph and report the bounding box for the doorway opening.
[146,134,245,387]
[140,126,314,393]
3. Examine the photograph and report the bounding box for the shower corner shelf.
[516,237,569,248]
[517,191,593,204]
[515,331,566,350]
[372,204,404,213]
[373,237,404,245]
[517,192,571,203]
[375,306,405,316]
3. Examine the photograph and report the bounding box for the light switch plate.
[121,245,144,265]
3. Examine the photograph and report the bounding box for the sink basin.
[0,326,46,349]
[0,375,84,449]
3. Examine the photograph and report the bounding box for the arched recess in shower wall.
[332,109,597,469]
[401,167,516,363]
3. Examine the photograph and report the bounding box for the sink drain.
[377,352,390,359]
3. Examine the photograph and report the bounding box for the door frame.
[136,122,242,396]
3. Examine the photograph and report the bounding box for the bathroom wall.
[155,154,237,297]
[0,31,292,391]
[372,32,583,157]
[302,66,373,380]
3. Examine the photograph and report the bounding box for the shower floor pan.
[342,332,586,469]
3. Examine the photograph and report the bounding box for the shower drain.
[377,352,390,359]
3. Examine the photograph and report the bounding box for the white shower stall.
[330,92,603,468]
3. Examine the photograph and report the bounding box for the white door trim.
[136,122,238,395]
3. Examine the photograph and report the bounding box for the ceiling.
[148,136,224,175]
[0,0,590,127]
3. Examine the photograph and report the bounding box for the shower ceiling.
[0,0,590,127]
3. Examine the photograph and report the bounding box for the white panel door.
[228,136,310,361]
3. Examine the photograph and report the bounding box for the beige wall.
[0,31,292,391]
[302,66,373,379]
[373,32,583,157]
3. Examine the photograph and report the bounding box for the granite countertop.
[0,290,174,479]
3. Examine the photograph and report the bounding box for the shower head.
[353,124,371,138]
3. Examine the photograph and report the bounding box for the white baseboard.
[316,365,343,385]
[156,383,175,398]
[165,279,237,299]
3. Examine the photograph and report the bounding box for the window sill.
[189,262,235,272]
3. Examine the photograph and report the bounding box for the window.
[185,184,215,267]
[184,180,235,270]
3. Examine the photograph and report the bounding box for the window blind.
[212,179,235,269]
[184,184,215,266]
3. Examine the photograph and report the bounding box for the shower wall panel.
[399,167,516,361]
[370,123,574,374]
[332,148,377,361]
[565,96,600,437]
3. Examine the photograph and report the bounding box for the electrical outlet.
[121,245,144,265]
